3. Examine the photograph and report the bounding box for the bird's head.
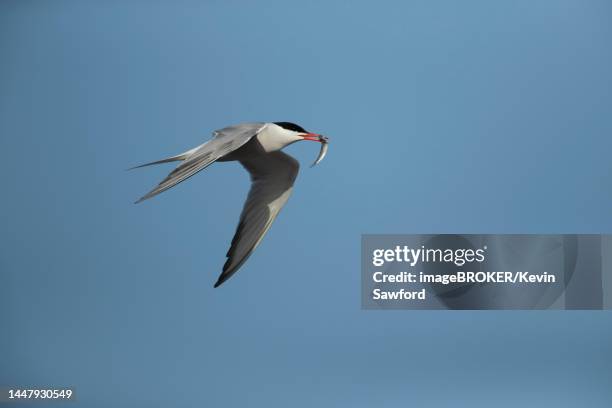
[272,122,329,167]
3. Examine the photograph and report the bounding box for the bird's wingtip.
[134,191,157,204]
[214,273,229,288]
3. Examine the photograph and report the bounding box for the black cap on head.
[274,122,307,133]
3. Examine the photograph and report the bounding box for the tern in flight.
[132,122,329,287]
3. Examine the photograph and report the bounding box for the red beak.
[301,133,322,142]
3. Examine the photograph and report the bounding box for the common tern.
[132,122,329,287]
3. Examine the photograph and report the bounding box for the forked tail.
[127,147,198,170]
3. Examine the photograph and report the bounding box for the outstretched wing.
[135,123,266,203]
[214,151,300,287]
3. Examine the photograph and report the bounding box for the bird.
[131,122,329,288]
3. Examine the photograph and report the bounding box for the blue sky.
[1,1,611,406]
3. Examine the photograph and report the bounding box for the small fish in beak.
[311,135,329,167]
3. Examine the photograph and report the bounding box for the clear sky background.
[1,1,611,406]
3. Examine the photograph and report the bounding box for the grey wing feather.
[214,151,299,287]
[135,123,266,203]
